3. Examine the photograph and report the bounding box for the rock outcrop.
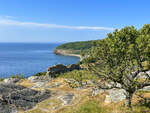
[28,75,50,83]
[67,64,81,71]
[58,93,74,105]
[47,64,81,77]
[4,78,20,84]
[47,64,68,77]
[105,89,126,103]
[0,83,50,112]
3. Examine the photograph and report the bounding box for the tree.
[87,25,150,107]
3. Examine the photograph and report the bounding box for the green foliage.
[33,72,46,76]
[88,25,150,81]
[61,70,99,88]
[0,78,3,81]
[10,74,24,79]
[61,70,99,81]
[56,41,94,50]
[56,40,98,56]
[87,24,150,107]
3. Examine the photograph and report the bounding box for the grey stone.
[104,95,112,104]
[67,64,80,71]
[47,64,68,77]
[28,75,50,83]
[4,78,20,84]
[92,87,100,96]
[0,83,50,111]
[28,76,40,82]
[31,82,46,89]
[46,64,81,78]
[0,104,17,113]
[142,86,150,91]
[86,80,95,85]
[106,89,126,103]
[59,93,74,105]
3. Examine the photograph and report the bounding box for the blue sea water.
[0,43,80,78]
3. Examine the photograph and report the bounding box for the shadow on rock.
[0,83,50,112]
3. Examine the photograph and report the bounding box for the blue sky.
[0,0,150,43]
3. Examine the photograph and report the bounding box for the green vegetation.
[61,70,99,88]
[56,41,94,50]
[54,24,150,109]
[10,74,24,79]
[69,100,108,113]
[61,70,98,81]
[86,24,150,107]
[55,40,97,55]
[33,72,47,76]
[75,100,107,113]
[56,98,150,113]
[0,78,3,81]
[56,99,109,113]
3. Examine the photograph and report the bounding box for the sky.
[0,0,150,43]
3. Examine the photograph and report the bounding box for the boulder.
[47,64,68,77]
[137,71,150,79]
[4,78,20,84]
[67,64,80,71]
[46,64,81,78]
[141,86,150,91]
[28,75,50,83]
[92,87,100,96]
[28,76,40,82]
[105,89,126,103]
[58,93,74,105]
[104,95,112,104]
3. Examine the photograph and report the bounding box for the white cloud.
[0,19,114,31]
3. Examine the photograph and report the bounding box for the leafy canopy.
[86,25,150,107]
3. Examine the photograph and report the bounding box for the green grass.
[56,99,110,113]
[75,100,108,113]
[61,70,99,82]
[60,70,99,88]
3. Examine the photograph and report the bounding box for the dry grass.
[17,79,33,88]
[18,78,150,113]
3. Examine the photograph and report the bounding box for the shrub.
[33,72,46,76]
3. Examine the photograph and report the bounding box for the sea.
[0,43,80,78]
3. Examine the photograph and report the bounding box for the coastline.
[54,49,81,58]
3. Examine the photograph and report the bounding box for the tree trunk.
[125,92,133,108]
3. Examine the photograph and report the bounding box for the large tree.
[87,25,150,107]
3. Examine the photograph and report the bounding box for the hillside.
[54,40,96,57]
[0,64,150,113]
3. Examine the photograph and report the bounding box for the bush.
[62,70,98,81]
[60,70,99,88]
[10,74,24,79]
[33,72,46,76]
[0,78,3,81]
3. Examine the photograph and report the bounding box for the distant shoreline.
[54,49,81,58]
[53,40,94,59]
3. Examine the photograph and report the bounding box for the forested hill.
[54,40,96,56]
